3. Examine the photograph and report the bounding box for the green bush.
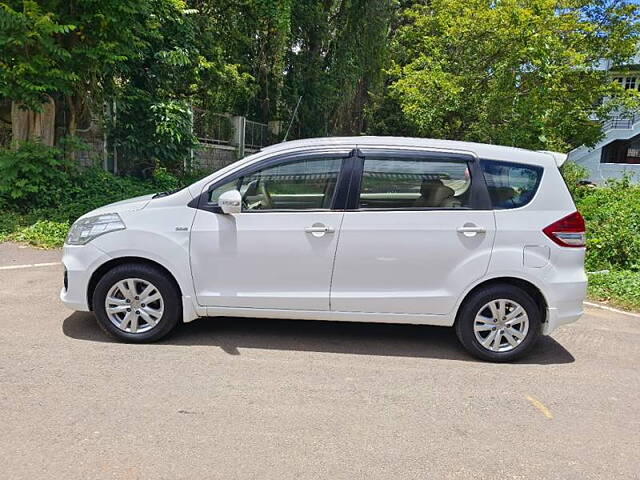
[0,141,75,210]
[0,140,210,249]
[151,166,182,191]
[0,210,24,243]
[573,177,640,271]
[61,167,161,221]
[560,161,589,198]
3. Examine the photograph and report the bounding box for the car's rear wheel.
[455,284,542,362]
[93,263,181,342]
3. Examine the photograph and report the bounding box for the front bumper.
[59,242,112,312]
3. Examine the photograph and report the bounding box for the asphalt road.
[1,242,639,480]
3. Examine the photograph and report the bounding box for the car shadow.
[62,312,575,365]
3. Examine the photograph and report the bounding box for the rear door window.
[358,157,473,209]
[480,160,543,209]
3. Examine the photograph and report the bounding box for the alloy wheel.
[473,299,529,353]
[104,278,164,334]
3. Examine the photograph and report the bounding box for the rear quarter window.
[480,160,543,209]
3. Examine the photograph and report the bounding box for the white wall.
[568,124,640,183]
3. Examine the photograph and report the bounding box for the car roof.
[261,136,558,166]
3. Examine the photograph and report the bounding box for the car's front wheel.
[93,263,181,342]
[455,284,542,362]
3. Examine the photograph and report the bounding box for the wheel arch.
[454,276,548,325]
[87,256,183,311]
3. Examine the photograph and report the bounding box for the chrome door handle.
[305,224,335,237]
[457,225,486,237]
[305,226,335,233]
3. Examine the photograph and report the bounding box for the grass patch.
[587,270,640,312]
[9,220,71,249]
[0,212,70,249]
[0,209,72,249]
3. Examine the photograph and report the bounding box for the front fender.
[89,204,202,322]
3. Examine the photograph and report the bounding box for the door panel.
[190,152,350,311]
[330,210,495,315]
[191,210,343,310]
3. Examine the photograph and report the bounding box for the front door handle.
[457,225,486,237]
[305,223,335,237]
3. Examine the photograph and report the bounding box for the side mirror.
[218,189,242,214]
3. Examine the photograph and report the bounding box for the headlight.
[66,213,126,245]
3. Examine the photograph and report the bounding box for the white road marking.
[0,262,60,271]
[583,301,640,319]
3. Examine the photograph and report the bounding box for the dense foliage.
[558,162,640,309]
[0,140,73,207]
[573,177,640,272]
[371,0,640,151]
[2,0,640,157]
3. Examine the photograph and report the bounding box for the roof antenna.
[284,96,302,142]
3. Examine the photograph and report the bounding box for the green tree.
[0,0,249,170]
[371,0,640,151]
[284,0,396,138]
[0,0,167,144]
[0,1,76,144]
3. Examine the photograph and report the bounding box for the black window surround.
[345,148,492,211]
[190,147,494,213]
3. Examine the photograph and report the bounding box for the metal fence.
[192,108,273,154]
[192,109,234,146]
[602,114,640,131]
[1,104,274,175]
[245,119,271,150]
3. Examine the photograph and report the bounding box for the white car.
[61,137,587,361]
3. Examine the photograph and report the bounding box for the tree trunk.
[10,96,56,147]
[67,94,79,137]
[11,102,30,145]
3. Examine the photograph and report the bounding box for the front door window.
[239,158,342,211]
[208,157,343,211]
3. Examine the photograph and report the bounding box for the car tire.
[93,263,181,343]
[455,284,542,362]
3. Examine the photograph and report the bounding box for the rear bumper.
[544,302,584,335]
[59,243,111,312]
[542,279,587,335]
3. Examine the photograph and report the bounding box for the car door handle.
[457,225,486,236]
[305,224,335,236]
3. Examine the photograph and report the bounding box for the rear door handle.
[457,225,486,237]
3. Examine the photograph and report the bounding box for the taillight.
[543,211,586,248]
